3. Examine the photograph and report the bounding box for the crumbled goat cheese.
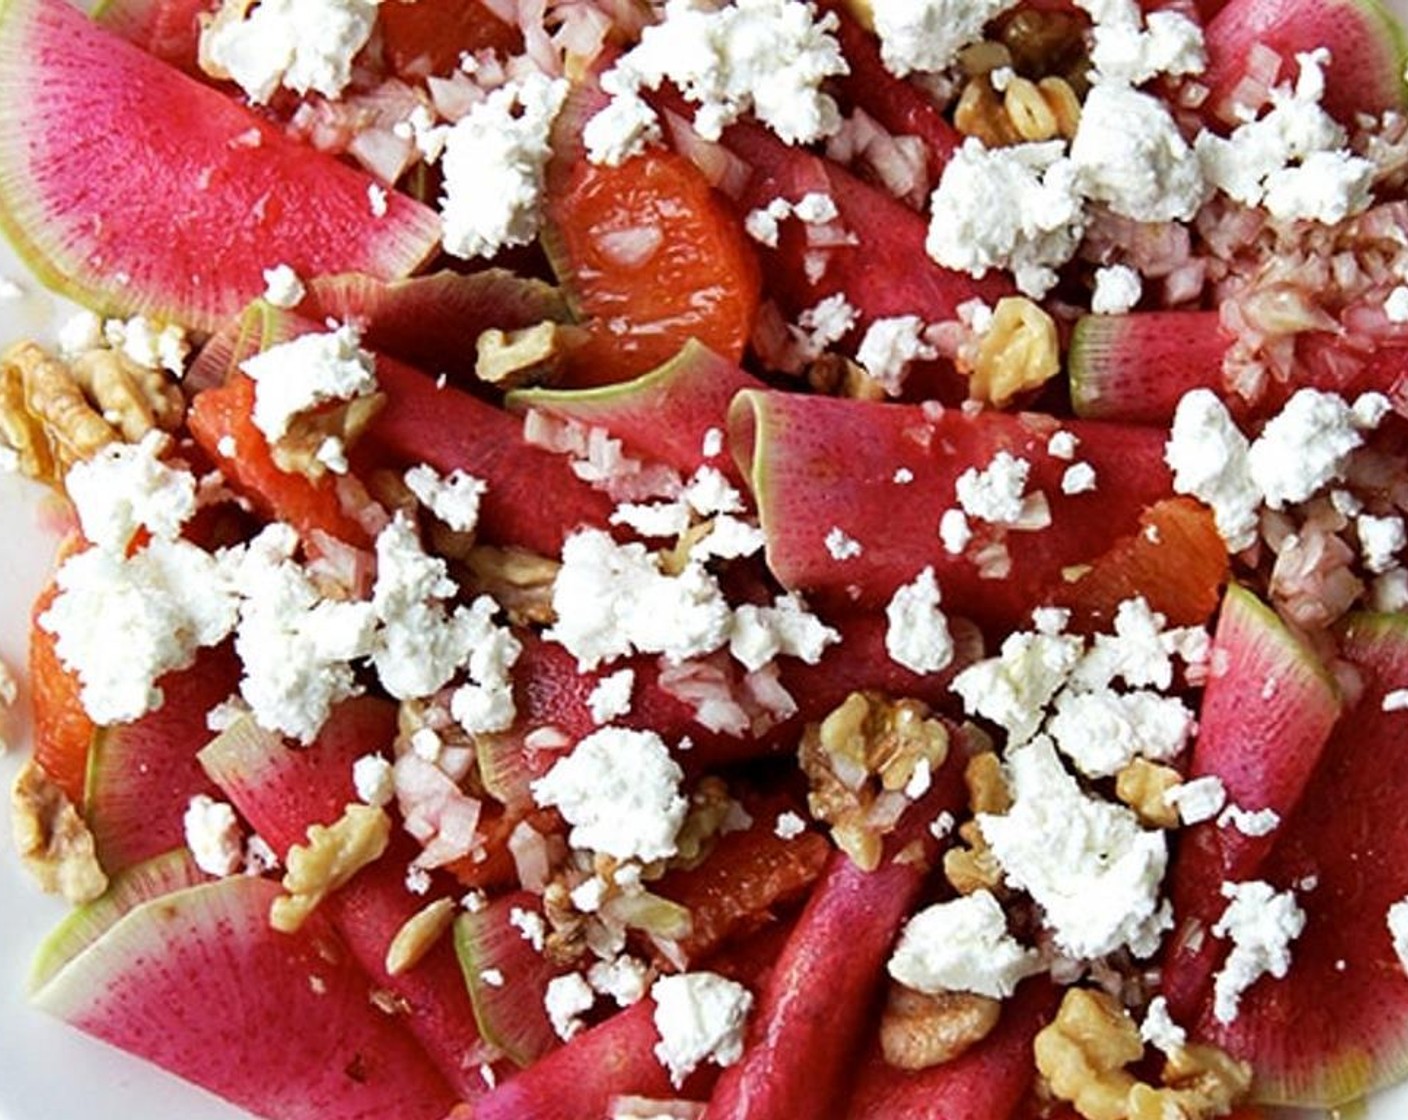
[239,324,377,444]
[1047,431,1080,460]
[939,508,973,555]
[1217,803,1281,837]
[1070,84,1205,223]
[1389,898,1408,974]
[887,890,1041,999]
[957,448,1047,526]
[261,264,305,309]
[1384,689,1408,713]
[979,737,1171,960]
[683,466,746,518]
[103,316,189,375]
[1140,995,1188,1056]
[884,567,955,675]
[1165,775,1228,825]
[1090,264,1143,315]
[855,316,936,397]
[583,89,664,167]
[1387,286,1408,324]
[57,309,104,356]
[651,972,754,1089]
[201,0,379,103]
[587,0,847,165]
[611,500,693,540]
[367,183,389,218]
[587,668,636,725]
[728,593,839,673]
[691,515,766,562]
[404,465,487,533]
[744,192,839,247]
[183,794,244,877]
[232,524,377,743]
[870,0,1020,77]
[952,629,1083,745]
[545,973,596,1041]
[1195,51,1374,225]
[440,73,568,259]
[1248,389,1376,509]
[1061,462,1098,495]
[1211,880,1306,1024]
[774,811,807,840]
[448,603,522,734]
[531,728,687,862]
[1086,5,1205,87]
[64,432,196,552]
[926,139,1084,298]
[795,293,860,360]
[701,428,725,459]
[42,536,242,724]
[352,753,395,808]
[1358,514,1407,574]
[824,526,864,560]
[547,529,733,671]
[1072,597,1191,692]
[1048,689,1195,778]
[509,905,547,951]
[588,955,650,1007]
[1166,389,1259,551]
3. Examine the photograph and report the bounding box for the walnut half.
[881,984,1001,1070]
[10,759,108,904]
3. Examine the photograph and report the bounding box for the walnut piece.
[271,392,385,479]
[385,896,458,976]
[0,342,183,484]
[475,321,576,389]
[800,691,950,871]
[1116,759,1182,830]
[965,297,1061,409]
[943,752,1011,896]
[805,353,888,401]
[1036,988,1252,1120]
[271,803,391,933]
[465,546,560,627]
[10,759,108,903]
[881,984,1001,1070]
[955,74,1081,148]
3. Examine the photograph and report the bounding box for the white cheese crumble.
[1164,775,1228,825]
[440,73,569,260]
[1086,5,1205,87]
[1358,514,1407,575]
[855,315,936,397]
[404,465,487,534]
[955,451,1049,528]
[587,0,848,165]
[1217,803,1281,838]
[103,316,189,375]
[1047,688,1194,778]
[651,971,754,1089]
[774,810,807,840]
[870,0,1020,77]
[544,973,596,1041]
[926,139,1084,298]
[939,508,973,555]
[1389,898,1408,974]
[509,905,547,951]
[952,629,1084,745]
[1047,431,1080,460]
[1165,389,1259,552]
[1248,389,1377,509]
[183,794,244,877]
[1061,462,1098,495]
[1387,286,1408,324]
[261,264,306,309]
[352,753,395,808]
[887,890,1041,999]
[1140,995,1187,1057]
[728,593,839,673]
[1090,264,1143,315]
[884,567,955,675]
[978,737,1170,960]
[1210,880,1306,1024]
[201,0,380,104]
[531,728,687,862]
[587,668,636,725]
[588,955,650,1007]
[238,324,377,445]
[1384,689,1408,713]
[824,526,863,560]
[64,431,196,552]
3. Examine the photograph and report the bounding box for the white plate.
[1,7,1408,1120]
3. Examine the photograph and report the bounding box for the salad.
[2,0,1408,1118]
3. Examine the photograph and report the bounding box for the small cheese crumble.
[1389,898,1408,974]
[1091,264,1143,315]
[1165,389,1259,552]
[855,315,936,397]
[588,955,650,1008]
[774,810,807,840]
[1217,803,1281,838]
[701,427,725,459]
[870,0,1020,77]
[509,905,547,952]
[261,264,306,309]
[956,451,1046,527]
[1211,880,1306,1024]
[404,465,487,534]
[728,593,839,673]
[887,890,1041,1000]
[352,753,395,808]
[587,668,636,725]
[939,508,973,555]
[65,431,197,552]
[1047,688,1194,779]
[440,73,569,260]
[544,973,596,1041]
[1047,431,1079,460]
[1140,995,1187,1057]
[1387,286,1408,324]
[884,567,955,675]
[651,971,754,1088]
[238,324,377,444]
[531,728,687,862]
[1061,462,1098,496]
[183,794,244,877]
[824,526,863,561]
[1247,389,1375,510]
[1384,689,1408,713]
[952,629,1083,745]
[1164,774,1228,825]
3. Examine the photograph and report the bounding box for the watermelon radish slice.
[1068,311,1408,424]
[1159,584,1341,1024]
[454,890,567,1067]
[508,339,765,485]
[0,0,440,332]
[703,761,969,1120]
[83,643,242,876]
[1201,0,1408,127]
[843,978,1059,1120]
[31,876,460,1120]
[198,698,496,1101]
[305,269,573,388]
[730,389,1174,628]
[1194,612,1408,1107]
[28,848,205,993]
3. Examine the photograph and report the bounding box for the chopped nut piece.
[805,353,888,401]
[1035,988,1142,1120]
[11,759,108,903]
[1128,1043,1253,1120]
[271,392,385,479]
[475,321,575,388]
[271,803,392,933]
[966,297,1061,408]
[957,40,1014,77]
[800,691,950,871]
[1004,76,1060,142]
[880,984,1001,1070]
[1116,760,1183,830]
[385,896,458,976]
[465,546,560,626]
[965,751,1012,816]
[1038,76,1082,139]
[944,820,1006,896]
[998,9,1090,87]
[955,77,1022,149]
[69,349,184,440]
